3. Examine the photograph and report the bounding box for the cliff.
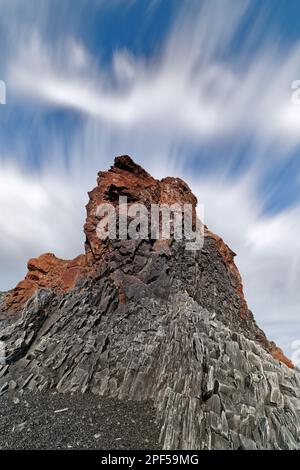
[0,156,299,450]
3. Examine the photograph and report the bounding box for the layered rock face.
[0,156,299,450]
[0,254,86,320]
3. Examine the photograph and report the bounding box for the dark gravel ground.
[0,392,161,450]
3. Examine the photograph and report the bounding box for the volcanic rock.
[0,155,298,450]
[0,253,87,321]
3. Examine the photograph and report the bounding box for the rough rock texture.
[84,155,197,267]
[0,392,160,450]
[0,155,298,450]
[0,254,87,321]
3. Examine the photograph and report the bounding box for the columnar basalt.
[0,156,298,450]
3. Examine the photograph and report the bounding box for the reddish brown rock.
[84,156,159,266]
[84,155,197,266]
[270,345,294,369]
[255,331,294,369]
[1,253,87,319]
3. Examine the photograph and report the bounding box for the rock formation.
[0,254,86,320]
[0,155,299,450]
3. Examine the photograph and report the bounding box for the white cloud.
[6,0,300,150]
[0,161,87,288]
[0,0,299,359]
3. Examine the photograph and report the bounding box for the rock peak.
[0,155,293,370]
[112,155,152,178]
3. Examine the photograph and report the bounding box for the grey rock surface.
[0,238,299,450]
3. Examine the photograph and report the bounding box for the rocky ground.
[0,392,161,450]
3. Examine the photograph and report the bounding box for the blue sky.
[0,0,300,361]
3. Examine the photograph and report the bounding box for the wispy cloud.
[7,0,300,149]
[0,0,300,358]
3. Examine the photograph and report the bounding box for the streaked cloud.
[0,0,299,359]
[6,0,300,150]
